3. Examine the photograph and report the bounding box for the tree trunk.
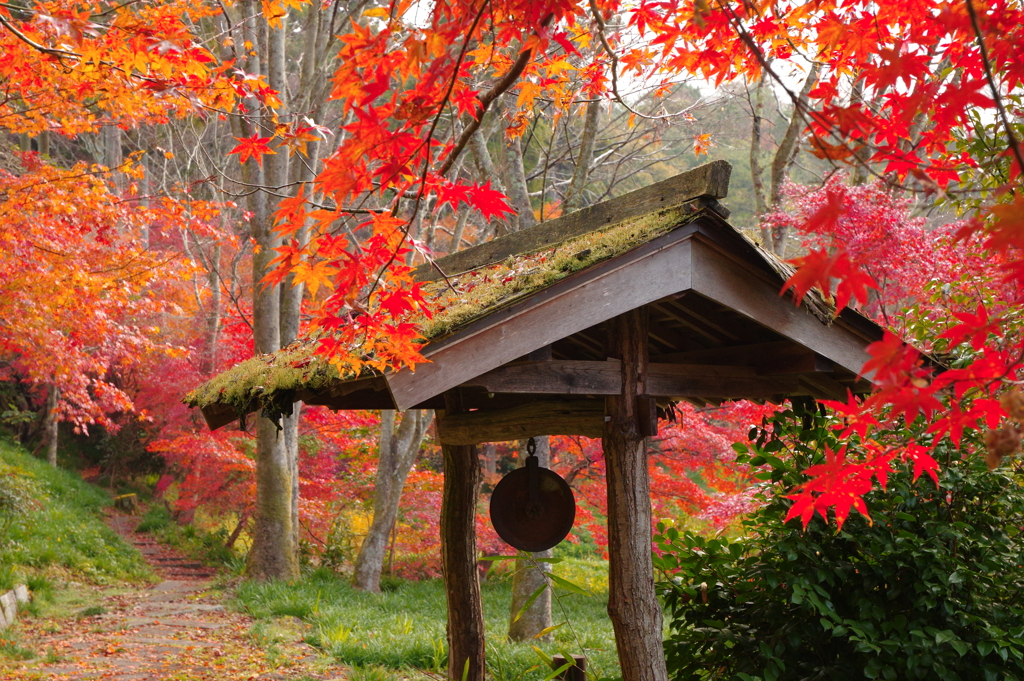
[507,436,554,642]
[769,64,819,255]
[245,0,298,582]
[440,392,485,681]
[450,208,471,254]
[248,416,299,579]
[748,77,769,245]
[353,409,433,592]
[563,100,601,214]
[496,98,536,232]
[603,309,667,681]
[469,127,509,238]
[202,243,222,375]
[481,443,497,478]
[42,384,59,467]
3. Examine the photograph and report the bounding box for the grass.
[134,502,241,567]
[235,562,621,681]
[0,437,153,586]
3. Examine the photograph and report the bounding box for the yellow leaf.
[545,60,576,76]
[516,81,543,110]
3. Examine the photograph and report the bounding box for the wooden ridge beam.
[414,160,731,283]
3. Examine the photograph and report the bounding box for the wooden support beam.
[200,403,242,431]
[603,308,669,681]
[439,392,486,681]
[436,400,604,445]
[690,239,874,376]
[798,374,849,401]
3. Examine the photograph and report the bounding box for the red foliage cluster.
[773,178,1023,528]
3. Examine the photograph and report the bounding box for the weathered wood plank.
[415,160,730,282]
[650,340,835,376]
[436,400,605,445]
[457,359,807,400]
[387,233,695,410]
[798,374,849,401]
[462,361,621,395]
[200,403,241,431]
[690,238,877,377]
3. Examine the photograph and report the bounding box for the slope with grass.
[0,436,153,589]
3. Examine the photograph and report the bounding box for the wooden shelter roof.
[188,160,882,435]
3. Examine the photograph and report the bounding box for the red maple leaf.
[902,443,939,487]
[782,248,876,311]
[938,303,1002,351]
[466,181,514,221]
[229,135,276,167]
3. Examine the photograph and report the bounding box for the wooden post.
[603,309,669,681]
[440,391,486,681]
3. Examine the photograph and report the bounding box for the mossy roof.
[184,203,714,415]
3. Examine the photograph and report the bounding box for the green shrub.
[655,403,1024,681]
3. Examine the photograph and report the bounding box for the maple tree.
[258,0,1024,523]
[3,0,1021,608]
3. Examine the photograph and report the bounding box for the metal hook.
[527,437,537,456]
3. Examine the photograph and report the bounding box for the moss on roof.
[184,337,340,417]
[186,202,704,415]
[420,203,702,340]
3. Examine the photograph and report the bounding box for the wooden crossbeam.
[460,359,802,399]
[436,400,605,445]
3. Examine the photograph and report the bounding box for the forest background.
[0,0,1022,624]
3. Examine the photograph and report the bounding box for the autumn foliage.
[1,0,1023,579]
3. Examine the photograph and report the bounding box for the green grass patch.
[0,636,35,661]
[235,564,621,681]
[135,503,173,533]
[0,437,153,585]
[135,504,240,569]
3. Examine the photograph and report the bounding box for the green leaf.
[533,622,565,639]
[512,583,549,624]
[546,573,595,598]
[531,645,554,667]
[543,662,573,681]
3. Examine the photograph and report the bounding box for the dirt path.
[3,512,344,680]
